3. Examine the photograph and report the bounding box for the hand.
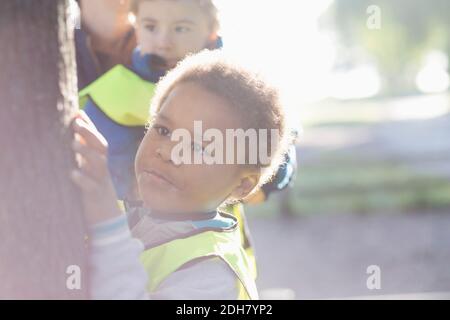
[70,111,122,225]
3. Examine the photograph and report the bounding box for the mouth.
[164,59,178,68]
[140,168,179,191]
[150,55,177,69]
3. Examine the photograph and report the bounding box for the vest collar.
[125,199,228,222]
[130,207,238,250]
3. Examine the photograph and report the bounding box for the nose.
[156,142,175,164]
[156,29,173,53]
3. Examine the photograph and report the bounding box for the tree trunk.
[0,0,88,299]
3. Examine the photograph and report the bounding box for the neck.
[147,208,217,222]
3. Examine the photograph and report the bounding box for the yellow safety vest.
[222,203,258,280]
[140,225,259,300]
[79,64,156,126]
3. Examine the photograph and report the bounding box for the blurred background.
[215,0,450,299]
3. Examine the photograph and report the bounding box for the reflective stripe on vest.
[79,65,156,126]
[140,228,259,300]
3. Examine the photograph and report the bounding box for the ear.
[229,173,260,201]
[206,31,219,49]
[209,31,218,41]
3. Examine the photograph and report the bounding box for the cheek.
[177,33,210,54]
[134,148,145,174]
[135,134,153,166]
[137,28,156,54]
[182,164,239,199]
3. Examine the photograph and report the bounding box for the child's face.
[135,82,258,215]
[135,0,215,69]
[80,0,131,42]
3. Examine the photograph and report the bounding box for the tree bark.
[0,0,88,299]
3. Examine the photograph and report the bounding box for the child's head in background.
[130,0,220,69]
[135,51,290,215]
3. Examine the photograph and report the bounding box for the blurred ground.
[245,94,450,299]
[249,210,450,299]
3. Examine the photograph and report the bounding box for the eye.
[174,25,191,33]
[154,125,170,137]
[144,24,156,32]
[191,141,204,154]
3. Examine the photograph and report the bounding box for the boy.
[72,51,291,299]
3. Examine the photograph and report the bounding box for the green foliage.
[246,157,450,217]
[324,0,450,95]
